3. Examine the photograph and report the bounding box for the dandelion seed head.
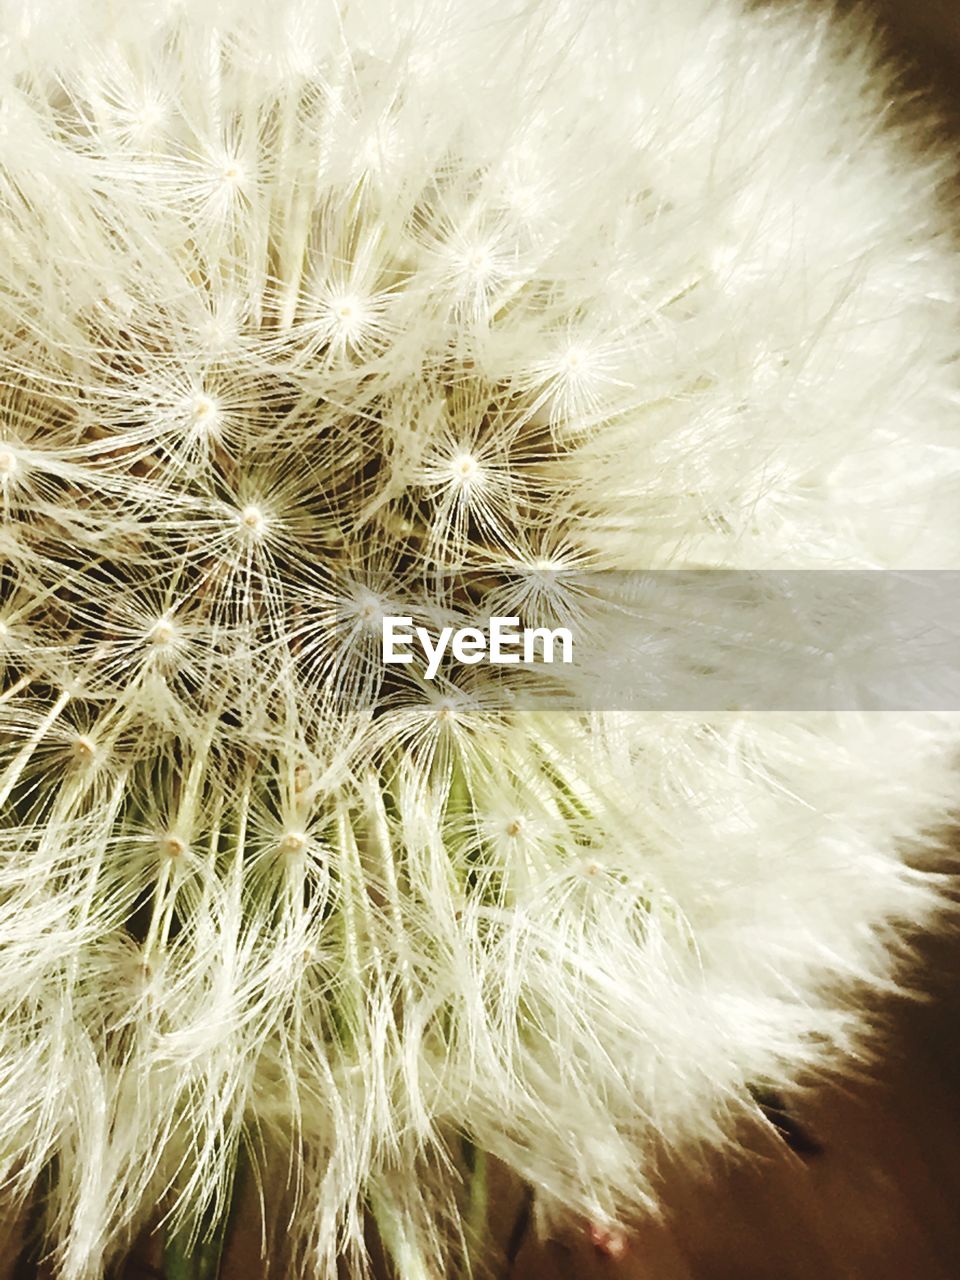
[1,0,959,1276]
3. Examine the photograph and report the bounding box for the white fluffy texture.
[0,0,959,1275]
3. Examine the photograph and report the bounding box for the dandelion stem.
[161,1179,242,1280]
[464,1141,489,1274]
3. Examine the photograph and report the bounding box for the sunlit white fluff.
[1,0,959,1276]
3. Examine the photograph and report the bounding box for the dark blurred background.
[873,0,960,106]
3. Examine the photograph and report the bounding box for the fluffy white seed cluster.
[1,0,959,1275]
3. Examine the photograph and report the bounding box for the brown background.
[872,0,960,102]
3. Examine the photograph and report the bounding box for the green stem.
[162,1222,228,1280]
[464,1143,489,1274]
[162,1159,244,1280]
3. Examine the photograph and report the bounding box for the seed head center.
[240,504,266,534]
[451,453,480,485]
[149,619,177,646]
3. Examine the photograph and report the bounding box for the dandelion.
[1,1,959,1278]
